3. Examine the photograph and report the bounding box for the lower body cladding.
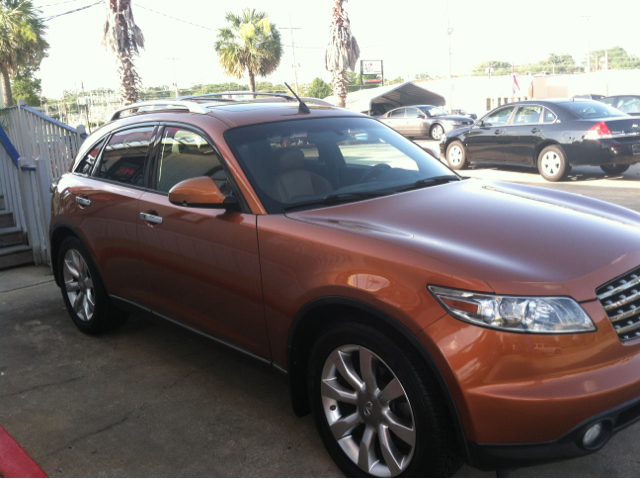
[568,138,640,166]
[419,303,640,470]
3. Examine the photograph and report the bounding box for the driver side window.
[154,127,229,194]
[483,106,515,126]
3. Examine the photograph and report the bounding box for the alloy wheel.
[541,151,561,176]
[431,125,444,140]
[320,345,416,477]
[448,145,463,166]
[62,249,95,322]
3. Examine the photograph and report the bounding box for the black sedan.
[440,99,640,181]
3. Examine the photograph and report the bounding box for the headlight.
[428,285,596,333]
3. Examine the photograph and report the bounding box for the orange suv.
[50,93,640,477]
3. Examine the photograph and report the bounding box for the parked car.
[452,108,477,120]
[601,95,640,116]
[51,93,640,477]
[441,99,640,181]
[378,105,474,140]
[572,94,606,101]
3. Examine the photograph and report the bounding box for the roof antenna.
[284,82,310,114]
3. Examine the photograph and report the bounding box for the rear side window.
[543,109,557,123]
[617,97,640,114]
[93,126,155,186]
[74,138,106,176]
[154,127,228,194]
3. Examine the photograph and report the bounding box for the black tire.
[57,236,128,334]
[446,141,468,170]
[600,164,630,175]
[308,322,461,477]
[430,124,445,141]
[537,145,569,182]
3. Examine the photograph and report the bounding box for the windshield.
[559,101,627,119]
[419,106,446,117]
[224,117,455,213]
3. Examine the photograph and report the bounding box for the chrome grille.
[596,266,640,341]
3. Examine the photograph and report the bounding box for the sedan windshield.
[420,106,446,117]
[559,101,627,119]
[224,117,456,213]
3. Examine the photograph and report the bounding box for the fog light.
[583,422,602,447]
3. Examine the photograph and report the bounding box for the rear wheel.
[430,124,444,141]
[446,141,468,170]
[308,322,461,477]
[600,164,630,175]
[58,237,128,334]
[538,145,569,182]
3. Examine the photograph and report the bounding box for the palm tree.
[325,0,359,108]
[215,9,282,93]
[0,0,48,107]
[103,0,144,105]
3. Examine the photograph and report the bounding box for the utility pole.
[169,57,180,98]
[580,16,593,73]
[446,0,454,113]
[279,14,301,95]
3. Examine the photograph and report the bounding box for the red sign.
[364,78,382,84]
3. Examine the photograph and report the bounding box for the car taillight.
[584,121,613,139]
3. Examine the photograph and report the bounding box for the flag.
[512,64,520,95]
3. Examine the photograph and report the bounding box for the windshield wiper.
[394,175,460,193]
[284,191,389,211]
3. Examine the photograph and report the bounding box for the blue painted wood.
[0,123,20,167]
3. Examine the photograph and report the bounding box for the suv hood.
[286,180,640,301]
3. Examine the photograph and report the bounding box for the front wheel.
[430,124,444,140]
[600,164,630,175]
[538,145,569,182]
[308,322,461,477]
[446,141,468,170]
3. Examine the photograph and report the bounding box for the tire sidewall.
[431,124,444,140]
[308,323,455,478]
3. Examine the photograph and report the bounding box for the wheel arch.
[50,223,83,287]
[533,140,563,166]
[286,295,470,461]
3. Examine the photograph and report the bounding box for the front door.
[501,104,544,165]
[136,125,270,358]
[465,106,515,162]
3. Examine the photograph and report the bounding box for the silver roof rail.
[177,91,296,102]
[108,100,210,122]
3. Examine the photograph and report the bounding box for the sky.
[34,0,640,98]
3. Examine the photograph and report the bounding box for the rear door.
[136,124,270,358]
[72,124,157,306]
[501,104,544,165]
[465,106,515,162]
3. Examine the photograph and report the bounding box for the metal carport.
[324,82,445,116]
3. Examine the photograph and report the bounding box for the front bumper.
[467,393,640,470]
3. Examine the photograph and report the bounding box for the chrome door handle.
[75,196,91,206]
[140,212,163,224]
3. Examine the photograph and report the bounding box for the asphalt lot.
[1,152,640,477]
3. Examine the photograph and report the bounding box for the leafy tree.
[471,60,512,76]
[306,77,332,99]
[590,46,640,70]
[215,9,283,93]
[11,67,40,106]
[414,72,430,80]
[103,0,144,104]
[0,0,48,107]
[386,76,404,85]
[325,0,359,107]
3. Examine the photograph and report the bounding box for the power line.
[42,0,103,21]
[132,3,213,31]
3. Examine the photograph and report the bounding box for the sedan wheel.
[600,164,630,175]
[430,124,444,140]
[63,248,95,322]
[446,140,468,170]
[538,145,569,182]
[320,345,416,477]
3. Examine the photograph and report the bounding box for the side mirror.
[168,176,237,209]
[417,114,426,119]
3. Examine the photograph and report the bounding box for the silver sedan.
[378,105,475,140]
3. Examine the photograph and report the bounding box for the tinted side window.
[543,108,557,123]
[617,97,640,114]
[513,105,543,124]
[74,138,106,176]
[483,106,515,126]
[389,109,405,118]
[155,127,229,194]
[406,108,421,118]
[93,126,154,186]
